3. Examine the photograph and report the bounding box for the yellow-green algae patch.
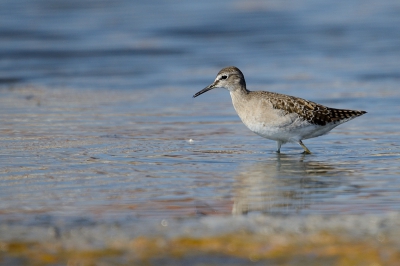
[1,241,123,266]
[1,232,400,265]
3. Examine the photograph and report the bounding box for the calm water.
[0,0,400,225]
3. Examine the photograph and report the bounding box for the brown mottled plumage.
[193,66,366,154]
[256,91,366,126]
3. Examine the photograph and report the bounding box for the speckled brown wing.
[262,92,367,126]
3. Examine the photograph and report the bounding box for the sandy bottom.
[2,214,400,265]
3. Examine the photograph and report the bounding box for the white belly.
[242,115,339,143]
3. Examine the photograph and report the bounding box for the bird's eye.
[221,75,227,80]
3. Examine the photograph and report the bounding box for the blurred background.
[1,0,399,91]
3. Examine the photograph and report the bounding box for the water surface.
[0,0,400,225]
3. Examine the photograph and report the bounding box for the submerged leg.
[276,141,282,153]
[298,140,311,154]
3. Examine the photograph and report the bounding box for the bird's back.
[249,91,366,126]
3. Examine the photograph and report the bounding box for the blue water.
[0,0,400,224]
[2,0,400,90]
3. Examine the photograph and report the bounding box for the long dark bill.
[193,84,216,98]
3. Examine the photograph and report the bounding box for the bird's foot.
[299,140,312,154]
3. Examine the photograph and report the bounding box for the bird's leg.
[276,141,282,153]
[298,140,311,154]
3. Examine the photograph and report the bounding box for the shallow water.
[0,0,400,226]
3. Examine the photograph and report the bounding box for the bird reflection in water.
[232,154,345,215]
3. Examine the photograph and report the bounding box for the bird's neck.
[230,86,249,99]
[229,87,250,118]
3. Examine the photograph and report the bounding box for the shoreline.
[2,213,400,264]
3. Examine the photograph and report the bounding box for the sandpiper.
[193,66,366,154]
